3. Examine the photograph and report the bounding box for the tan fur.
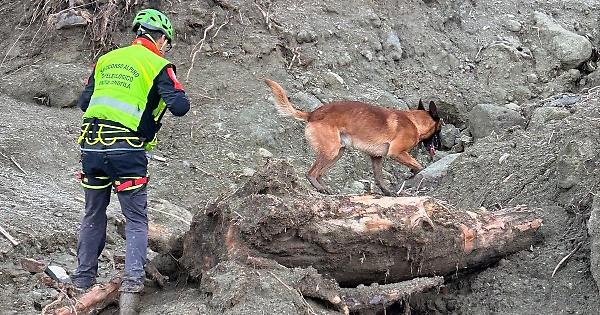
[264,79,442,195]
[265,79,310,121]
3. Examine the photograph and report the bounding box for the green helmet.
[132,9,174,42]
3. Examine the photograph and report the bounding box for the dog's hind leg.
[305,124,344,194]
[307,147,345,194]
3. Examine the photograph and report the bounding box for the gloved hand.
[144,136,158,152]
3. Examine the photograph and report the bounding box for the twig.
[268,271,294,291]
[287,46,301,69]
[0,225,19,246]
[186,12,217,82]
[41,290,65,314]
[211,13,230,40]
[551,242,582,278]
[268,271,317,315]
[396,181,406,195]
[414,177,424,196]
[0,150,27,174]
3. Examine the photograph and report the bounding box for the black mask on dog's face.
[422,131,441,157]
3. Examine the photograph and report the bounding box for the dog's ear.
[429,101,439,120]
[418,99,425,110]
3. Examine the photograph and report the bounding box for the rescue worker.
[71,8,190,314]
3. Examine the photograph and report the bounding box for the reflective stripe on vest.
[88,96,143,120]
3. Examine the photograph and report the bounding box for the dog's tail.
[264,79,310,122]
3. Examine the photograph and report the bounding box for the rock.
[547,94,581,108]
[543,69,581,96]
[0,63,90,107]
[534,11,592,69]
[384,31,403,53]
[342,181,366,194]
[226,152,236,160]
[118,198,192,254]
[360,49,374,61]
[241,167,256,177]
[323,71,345,87]
[258,148,273,158]
[528,107,571,130]
[47,9,91,30]
[415,153,461,185]
[468,104,526,140]
[556,140,593,189]
[290,91,322,111]
[296,30,317,44]
[431,100,465,125]
[440,124,460,149]
[375,91,409,110]
[504,19,522,32]
[337,52,352,66]
[587,194,600,296]
[504,102,521,112]
[526,73,539,83]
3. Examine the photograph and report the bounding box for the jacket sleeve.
[79,66,96,112]
[155,65,190,117]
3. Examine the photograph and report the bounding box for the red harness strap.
[114,177,148,192]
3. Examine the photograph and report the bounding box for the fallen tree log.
[182,160,543,286]
[52,274,121,315]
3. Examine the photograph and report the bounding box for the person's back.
[72,8,190,315]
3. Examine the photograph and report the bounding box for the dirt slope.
[1,0,600,314]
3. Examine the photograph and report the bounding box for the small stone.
[296,30,316,44]
[360,49,374,61]
[291,91,322,111]
[257,148,273,158]
[342,181,366,194]
[527,73,539,83]
[323,71,345,87]
[337,52,352,66]
[504,19,522,32]
[385,31,402,53]
[498,153,510,164]
[504,102,521,112]
[241,167,256,177]
[226,152,236,160]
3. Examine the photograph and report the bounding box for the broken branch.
[0,224,19,246]
[551,242,582,278]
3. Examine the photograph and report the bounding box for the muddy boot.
[119,292,141,315]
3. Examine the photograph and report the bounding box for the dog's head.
[418,100,443,157]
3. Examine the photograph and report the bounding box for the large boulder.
[0,62,90,107]
[416,153,462,186]
[533,11,592,69]
[468,104,526,140]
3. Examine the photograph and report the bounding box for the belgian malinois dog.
[264,79,442,196]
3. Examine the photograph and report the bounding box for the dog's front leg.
[390,152,423,177]
[370,156,393,196]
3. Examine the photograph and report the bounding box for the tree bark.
[181,161,542,286]
[53,274,121,315]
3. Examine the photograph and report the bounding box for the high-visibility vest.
[83,43,171,132]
